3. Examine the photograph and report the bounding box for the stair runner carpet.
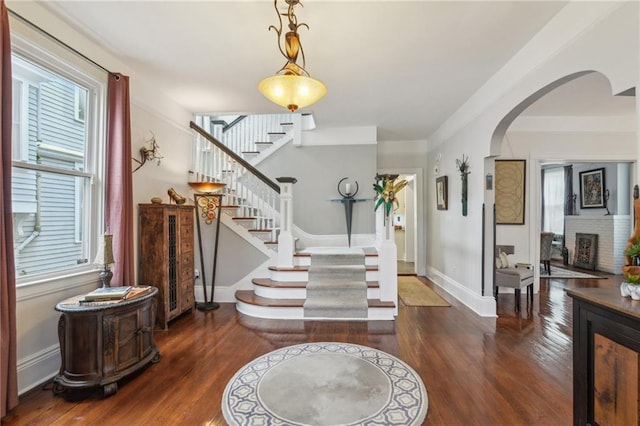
[303,252,368,319]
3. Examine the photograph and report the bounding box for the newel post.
[376,205,398,315]
[276,177,297,267]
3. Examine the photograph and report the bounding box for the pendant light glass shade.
[259,0,326,112]
[258,74,327,112]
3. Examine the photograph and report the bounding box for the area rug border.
[221,342,428,426]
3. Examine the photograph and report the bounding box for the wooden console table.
[53,287,160,397]
[567,287,640,425]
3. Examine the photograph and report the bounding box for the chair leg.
[544,260,551,275]
[514,289,521,311]
[494,286,499,310]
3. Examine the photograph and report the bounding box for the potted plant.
[373,175,407,221]
[625,239,640,266]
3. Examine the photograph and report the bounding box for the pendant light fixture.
[258,0,326,112]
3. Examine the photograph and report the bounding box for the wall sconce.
[133,132,163,173]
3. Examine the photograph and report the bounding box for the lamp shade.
[94,233,115,266]
[188,181,227,193]
[258,74,327,112]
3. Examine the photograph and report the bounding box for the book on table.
[83,286,133,301]
[81,286,153,303]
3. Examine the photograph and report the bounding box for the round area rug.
[221,342,428,426]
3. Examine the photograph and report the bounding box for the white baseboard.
[425,267,497,317]
[17,344,60,395]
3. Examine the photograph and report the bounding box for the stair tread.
[268,132,286,135]
[269,265,378,272]
[248,229,273,232]
[294,247,378,257]
[236,290,394,308]
[236,290,304,307]
[242,151,260,154]
[252,278,379,288]
[255,142,273,145]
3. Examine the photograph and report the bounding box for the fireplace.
[574,233,598,271]
[565,215,630,274]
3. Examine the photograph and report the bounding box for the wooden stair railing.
[190,120,281,245]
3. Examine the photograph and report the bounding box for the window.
[543,167,565,235]
[10,33,106,284]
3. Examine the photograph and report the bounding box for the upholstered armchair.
[540,232,554,275]
[494,245,534,311]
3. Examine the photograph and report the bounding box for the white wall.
[425,1,638,317]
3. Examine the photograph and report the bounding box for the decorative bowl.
[188,181,226,193]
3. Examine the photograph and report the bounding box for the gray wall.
[571,162,630,216]
[258,143,378,235]
[194,221,269,288]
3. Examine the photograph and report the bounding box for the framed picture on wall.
[579,168,605,209]
[436,176,448,210]
[495,159,526,225]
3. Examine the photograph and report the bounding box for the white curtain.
[543,168,564,234]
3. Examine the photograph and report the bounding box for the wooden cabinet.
[567,287,640,425]
[53,288,160,397]
[139,204,195,329]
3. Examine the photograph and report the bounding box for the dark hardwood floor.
[2,270,618,425]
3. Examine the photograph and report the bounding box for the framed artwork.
[579,168,605,209]
[495,159,526,225]
[436,176,448,210]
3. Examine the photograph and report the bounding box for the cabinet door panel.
[113,310,141,372]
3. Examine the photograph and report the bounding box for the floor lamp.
[190,182,226,311]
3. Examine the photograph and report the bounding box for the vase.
[461,173,468,217]
[621,282,631,297]
[631,284,640,300]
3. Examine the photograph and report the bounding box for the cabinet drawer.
[181,280,194,311]
[181,251,193,274]
[179,209,193,226]
[180,231,193,253]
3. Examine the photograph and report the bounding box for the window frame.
[10,30,107,288]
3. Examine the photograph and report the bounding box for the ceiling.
[39,1,634,143]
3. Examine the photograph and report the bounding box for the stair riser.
[253,286,381,300]
[295,256,378,267]
[270,270,378,282]
[255,143,272,152]
[306,289,366,299]
[304,308,367,319]
[251,232,276,242]
[222,207,239,216]
[236,301,395,321]
[255,286,306,299]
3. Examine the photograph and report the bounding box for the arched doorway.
[485,71,637,309]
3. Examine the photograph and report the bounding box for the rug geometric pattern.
[540,265,604,279]
[222,342,428,425]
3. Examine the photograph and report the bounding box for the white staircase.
[235,248,395,320]
[189,119,398,321]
